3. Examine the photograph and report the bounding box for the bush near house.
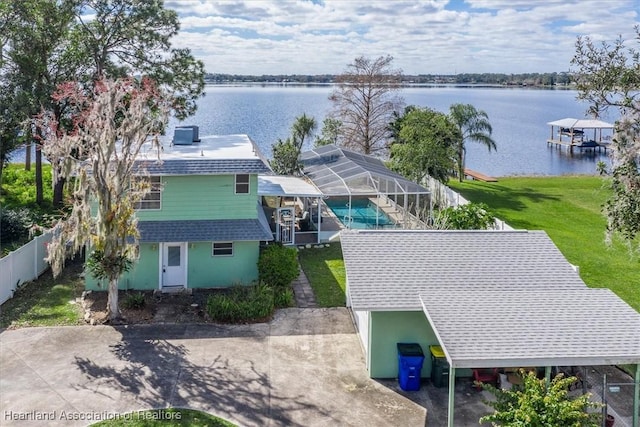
[206,284,275,323]
[257,243,299,289]
[435,202,495,230]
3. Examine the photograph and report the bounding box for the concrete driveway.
[1,308,433,427]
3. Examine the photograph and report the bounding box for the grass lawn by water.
[89,408,236,427]
[449,176,639,312]
[297,243,346,307]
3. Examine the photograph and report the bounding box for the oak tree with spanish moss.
[39,77,169,321]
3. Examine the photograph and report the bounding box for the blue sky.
[165,0,639,75]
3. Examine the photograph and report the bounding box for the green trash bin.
[430,345,450,388]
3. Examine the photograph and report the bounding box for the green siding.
[85,241,259,290]
[369,311,438,379]
[368,311,472,379]
[187,241,260,287]
[137,174,258,221]
[85,243,160,291]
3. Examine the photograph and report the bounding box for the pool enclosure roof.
[300,145,429,196]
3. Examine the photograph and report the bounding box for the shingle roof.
[420,288,640,367]
[135,159,271,175]
[340,230,586,311]
[137,219,273,242]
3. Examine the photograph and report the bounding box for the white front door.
[162,243,186,289]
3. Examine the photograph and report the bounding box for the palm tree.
[291,113,317,151]
[449,104,496,182]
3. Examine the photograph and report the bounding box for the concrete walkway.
[292,265,317,308]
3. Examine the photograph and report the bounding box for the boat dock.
[546,138,611,153]
[546,118,613,153]
[464,169,498,182]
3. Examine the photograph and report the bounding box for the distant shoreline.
[204,81,576,90]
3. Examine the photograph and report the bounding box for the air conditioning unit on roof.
[173,125,200,145]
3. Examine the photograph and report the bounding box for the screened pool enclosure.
[300,145,431,230]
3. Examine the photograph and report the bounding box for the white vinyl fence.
[425,177,514,231]
[0,231,52,305]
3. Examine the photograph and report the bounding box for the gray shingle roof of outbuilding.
[420,287,640,367]
[342,229,640,368]
[138,219,273,242]
[340,230,586,311]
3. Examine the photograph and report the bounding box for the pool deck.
[370,196,427,229]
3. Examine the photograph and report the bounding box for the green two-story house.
[86,133,273,292]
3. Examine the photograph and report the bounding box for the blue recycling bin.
[397,343,425,391]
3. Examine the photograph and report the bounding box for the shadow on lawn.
[453,183,561,227]
[73,325,333,427]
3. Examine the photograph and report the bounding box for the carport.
[341,229,640,427]
[419,287,640,427]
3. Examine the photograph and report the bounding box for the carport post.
[447,366,456,427]
[634,363,639,427]
[545,366,552,385]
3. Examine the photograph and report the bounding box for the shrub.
[0,207,32,244]
[479,370,602,426]
[274,287,294,308]
[258,243,299,289]
[435,202,495,230]
[206,284,275,323]
[122,292,146,309]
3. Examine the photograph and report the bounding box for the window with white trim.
[235,174,250,194]
[137,176,161,210]
[212,242,233,256]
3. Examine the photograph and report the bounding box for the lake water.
[14,85,615,177]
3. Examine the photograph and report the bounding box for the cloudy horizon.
[165,0,639,76]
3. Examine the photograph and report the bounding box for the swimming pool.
[324,198,396,229]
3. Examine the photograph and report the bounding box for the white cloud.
[167,0,640,74]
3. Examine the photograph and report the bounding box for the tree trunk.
[25,142,31,170]
[53,176,65,208]
[35,142,43,205]
[106,277,121,321]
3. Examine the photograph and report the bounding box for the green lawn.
[449,176,640,312]
[0,259,85,328]
[297,243,346,307]
[90,408,236,427]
